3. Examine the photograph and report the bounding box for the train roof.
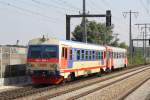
[28,37,126,51]
[106,46,126,52]
[60,40,105,50]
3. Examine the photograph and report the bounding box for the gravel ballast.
[50,66,150,100]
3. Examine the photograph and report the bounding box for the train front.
[27,44,63,84]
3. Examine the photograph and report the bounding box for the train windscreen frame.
[27,45,58,59]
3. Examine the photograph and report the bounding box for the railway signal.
[106,10,111,27]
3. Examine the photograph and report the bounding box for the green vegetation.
[128,49,145,66]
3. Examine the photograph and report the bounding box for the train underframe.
[31,70,64,84]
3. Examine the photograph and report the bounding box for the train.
[27,36,128,84]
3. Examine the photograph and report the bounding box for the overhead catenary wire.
[139,0,150,16]
[53,0,82,11]
[87,0,104,13]
[0,1,63,23]
[32,0,78,13]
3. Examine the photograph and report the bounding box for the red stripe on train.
[27,58,59,63]
[61,65,106,73]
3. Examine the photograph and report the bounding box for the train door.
[61,47,68,69]
[68,48,73,68]
[106,49,113,69]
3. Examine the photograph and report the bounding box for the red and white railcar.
[27,37,127,84]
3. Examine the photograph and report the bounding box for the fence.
[0,46,27,78]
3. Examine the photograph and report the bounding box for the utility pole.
[122,10,138,64]
[135,23,150,64]
[82,0,87,43]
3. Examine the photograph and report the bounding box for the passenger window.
[103,51,106,59]
[116,53,118,59]
[89,51,92,60]
[70,50,72,60]
[62,47,65,57]
[101,52,103,59]
[98,52,101,59]
[86,51,88,60]
[77,50,80,60]
[92,51,95,60]
[95,51,98,60]
[65,48,67,59]
[81,50,84,60]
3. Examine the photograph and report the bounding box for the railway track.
[29,65,150,100]
[0,65,149,100]
[39,65,150,100]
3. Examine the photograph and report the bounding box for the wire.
[87,0,104,13]
[0,1,63,23]
[32,0,77,13]
[139,0,150,16]
[53,0,81,11]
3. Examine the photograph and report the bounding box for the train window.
[43,46,57,58]
[85,51,88,60]
[77,50,80,60]
[120,53,122,58]
[92,51,95,60]
[95,51,98,60]
[115,52,117,58]
[81,50,84,60]
[121,53,123,58]
[101,52,104,59]
[70,50,72,60]
[62,47,65,57]
[104,51,106,59]
[98,52,101,59]
[116,52,118,59]
[89,51,92,60]
[65,48,67,59]
[119,53,121,58]
[113,52,115,58]
[102,52,104,59]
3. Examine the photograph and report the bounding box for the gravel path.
[49,66,150,100]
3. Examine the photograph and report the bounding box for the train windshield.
[28,45,58,59]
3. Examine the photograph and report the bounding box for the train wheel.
[111,66,114,72]
[97,72,101,77]
[62,78,67,85]
[106,68,111,73]
[67,73,75,82]
[97,68,103,77]
[124,64,127,68]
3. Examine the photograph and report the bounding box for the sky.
[0,0,150,46]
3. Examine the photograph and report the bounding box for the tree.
[119,42,128,49]
[72,19,117,46]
